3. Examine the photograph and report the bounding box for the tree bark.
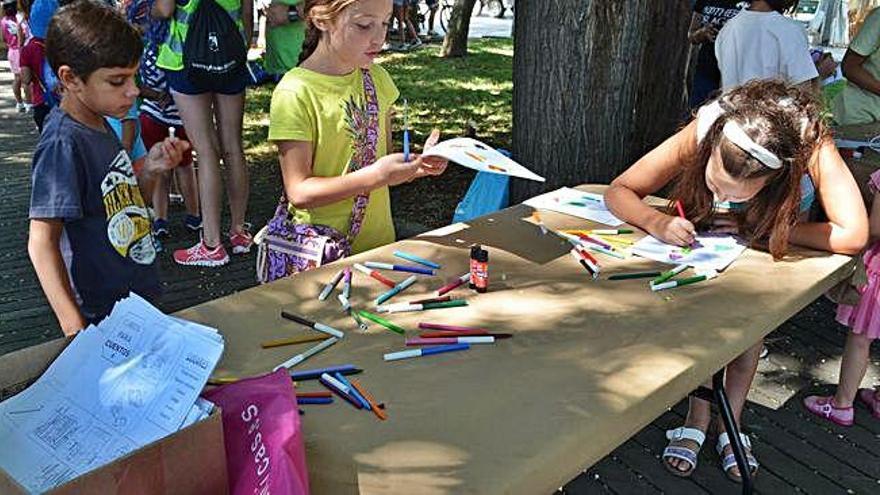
[511,1,693,203]
[442,0,478,57]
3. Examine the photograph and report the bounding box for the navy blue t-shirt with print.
[693,0,744,82]
[29,107,161,322]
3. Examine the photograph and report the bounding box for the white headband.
[722,121,783,169]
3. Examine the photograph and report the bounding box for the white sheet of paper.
[421,137,546,182]
[523,187,625,227]
[0,293,224,493]
[631,234,747,271]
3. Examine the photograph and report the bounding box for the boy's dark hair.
[45,0,142,81]
[763,0,799,14]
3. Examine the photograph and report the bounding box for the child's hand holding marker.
[143,127,190,176]
[652,198,696,247]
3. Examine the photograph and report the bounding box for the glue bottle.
[469,244,489,293]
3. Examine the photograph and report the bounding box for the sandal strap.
[665,427,706,446]
[721,452,759,473]
[663,446,698,470]
[716,431,752,453]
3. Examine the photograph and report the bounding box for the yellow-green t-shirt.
[833,8,880,125]
[268,65,399,254]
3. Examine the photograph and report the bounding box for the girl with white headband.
[605,79,868,482]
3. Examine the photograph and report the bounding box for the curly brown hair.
[669,79,828,259]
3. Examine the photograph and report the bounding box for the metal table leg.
[691,369,754,495]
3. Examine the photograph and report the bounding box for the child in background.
[266,0,446,266]
[804,173,880,425]
[126,0,201,239]
[2,0,30,112]
[28,1,189,334]
[18,33,49,131]
[392,0,419,49]
[605,80,868,482]
[714,0,818,91]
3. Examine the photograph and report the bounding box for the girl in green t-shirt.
[267,0,447,254]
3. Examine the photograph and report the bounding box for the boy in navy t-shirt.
[28,0,190,335]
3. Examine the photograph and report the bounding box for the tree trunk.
[442,0,478,57]
[511,1,693,203]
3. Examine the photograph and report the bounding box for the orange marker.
[350,379,387,421]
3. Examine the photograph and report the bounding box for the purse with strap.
[256,68,380,283]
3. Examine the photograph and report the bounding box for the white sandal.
[716,431,759,483]
[662,427,706,477]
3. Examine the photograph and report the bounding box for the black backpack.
[183,0,247,91]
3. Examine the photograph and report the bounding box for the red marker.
[674,199,686,219]
[418,322,488,333]
[436,273,470,296]
[353,263,396,288]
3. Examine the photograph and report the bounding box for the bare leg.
[213,92,248,235]
[152,172,171,220]
[13,74,22,104]
[174,163,201,218]
[665,390,712,473]
[172,90,223,246]
[396,6,406,44]
[833,331,873,407]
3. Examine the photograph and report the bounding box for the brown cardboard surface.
[176,185,854,495]
[0,339,229,495]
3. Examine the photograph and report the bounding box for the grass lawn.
[241,38,514,231]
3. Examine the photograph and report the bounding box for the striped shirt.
[140,43,183,126]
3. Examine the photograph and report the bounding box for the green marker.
[650,274,714,292]
[591,229,634,235]
[608,271,662,281]
[357,310,406,335]
[651,264,688,285]
[423,299,469,310]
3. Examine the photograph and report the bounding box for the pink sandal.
[803,395,854,426]
[858,389,880,419]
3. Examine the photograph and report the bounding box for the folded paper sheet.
[422,137,546,182]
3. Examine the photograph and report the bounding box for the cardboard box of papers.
[0,338,228,495]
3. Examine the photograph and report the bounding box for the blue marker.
[364,261,434,276]
[375,275,418,306]
[297,397,334,405]
[384,343,471,362]
[290,364,360,381]
[394,250,441,269]
[403,98,410,162]
[334,372,371,410]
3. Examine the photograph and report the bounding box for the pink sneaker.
[803,395,854,426]
[858,389,880,419]
[173,240,229,267]
[228,226,253,255]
